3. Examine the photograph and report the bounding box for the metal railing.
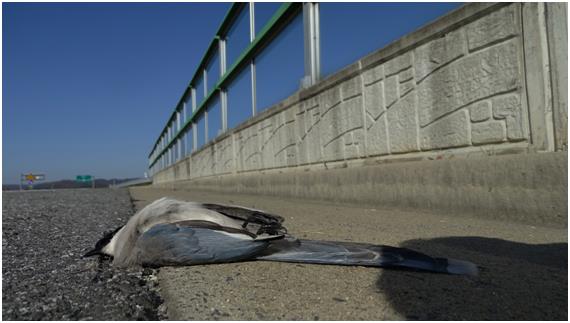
[148,3,320,176]
[147,2,461,176]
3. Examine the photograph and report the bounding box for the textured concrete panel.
[320,101,344,161]
[341,77,362,100]
[398,68,414,83]
[469,101,492,122]
[191,147,214,178]
[365,114,389,156]
[385,52,412,76]
[272,117,297,168]
[203,148,215,177]
[418,40,520,127]
[546,3,568,150]
[283,107,296,124]
[344,129,364,159]
[306,99,321,129]
[322,135,345,161]
[345,97,365,132]
[285,146,297,166]
[384,75,398,108]
[362,64,384,86]
[259,118,276,169]
[522,3,555,151]
[321,96,364,160]
[420,110,470,150]
[295,104,307,135]
[305,122,323,163]
[493,93,526,141]
[236,127,261,172]
[321,86,342,114]
[387,93,418,153]
[472,121,506,145]
[297,98,320,139]
[269,115,285,168]
[295,107,308,165]
[364,81,384,120]
[414,29,466,82]
[213,137,233,174]
[320,102,342,146]
[185,159,191,179]
[297,97,322,165]
[173,164,180,180]
[399,80,414,98]
[322,98,364,144]
[466,4,518,52]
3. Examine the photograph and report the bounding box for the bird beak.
[82,248,101,258]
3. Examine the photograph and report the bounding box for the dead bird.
[83,197,478,276]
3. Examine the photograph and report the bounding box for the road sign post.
[20,173,46,190]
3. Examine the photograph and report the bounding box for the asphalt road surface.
[2,189,165,320]
[130,186,567,320]
[3,187,566,320]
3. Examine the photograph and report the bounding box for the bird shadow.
[376,236,567,320]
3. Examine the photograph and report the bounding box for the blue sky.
[3,2,460,184]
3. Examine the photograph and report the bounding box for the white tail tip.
[446,258,479,276]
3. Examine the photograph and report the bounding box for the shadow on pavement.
[376,236,567,320]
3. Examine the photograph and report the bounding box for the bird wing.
[131,220,279,267]
[200,202,287,236]
[256,238,404,266]
[256,238,478,276]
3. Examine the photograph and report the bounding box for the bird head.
[82,225,123,258]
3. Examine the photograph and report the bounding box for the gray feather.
[135,223,270,267]
[257,237,478,276]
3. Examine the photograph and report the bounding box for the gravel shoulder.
[130,186,568,321]
[2,188,165,320]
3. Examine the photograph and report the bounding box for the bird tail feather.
[256,238,478,276]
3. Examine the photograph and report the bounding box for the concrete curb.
[156,151,567,227]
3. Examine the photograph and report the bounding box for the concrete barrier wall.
[153,3,567,224]
[162,151,568,227]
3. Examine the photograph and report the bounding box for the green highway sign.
[76,175,93,182]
